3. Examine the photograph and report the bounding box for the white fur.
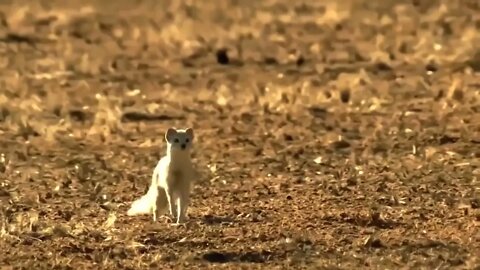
[127,128,195,224]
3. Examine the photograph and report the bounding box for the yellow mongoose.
[127,127,195,224]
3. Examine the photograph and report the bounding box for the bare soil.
[0,0,479,269]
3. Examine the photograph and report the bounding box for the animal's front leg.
[165,187,177,221]
[176,190,190,224]
[155,187,168,215]
[152,204,157,222]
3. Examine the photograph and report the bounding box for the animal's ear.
[185,128,194,140]
[165,128,177,143]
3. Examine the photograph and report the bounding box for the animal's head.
[165,127,194,153]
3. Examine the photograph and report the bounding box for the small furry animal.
[127,127,196,224]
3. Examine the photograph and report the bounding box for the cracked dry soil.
[0,0,479,269]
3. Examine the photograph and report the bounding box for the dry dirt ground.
[0,0,479,269]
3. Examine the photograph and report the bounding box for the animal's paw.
[170,216,188,227]
[156,215,174,223]
[169,222,187,228]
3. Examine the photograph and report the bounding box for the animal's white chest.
[172,169,183,181]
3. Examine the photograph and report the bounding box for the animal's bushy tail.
[127,170,169,218]
[127,184,158,216]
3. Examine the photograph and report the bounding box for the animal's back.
[156,155,170,189]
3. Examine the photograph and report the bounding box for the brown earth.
[0,0,479,269]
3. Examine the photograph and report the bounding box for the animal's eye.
[185,138,189,143]
[174,139,179,143]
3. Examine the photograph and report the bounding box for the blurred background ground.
[0,0,479,269]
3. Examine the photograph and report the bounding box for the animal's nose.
[181,144,186,149]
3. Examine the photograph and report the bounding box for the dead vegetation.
[0,0,479,269]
